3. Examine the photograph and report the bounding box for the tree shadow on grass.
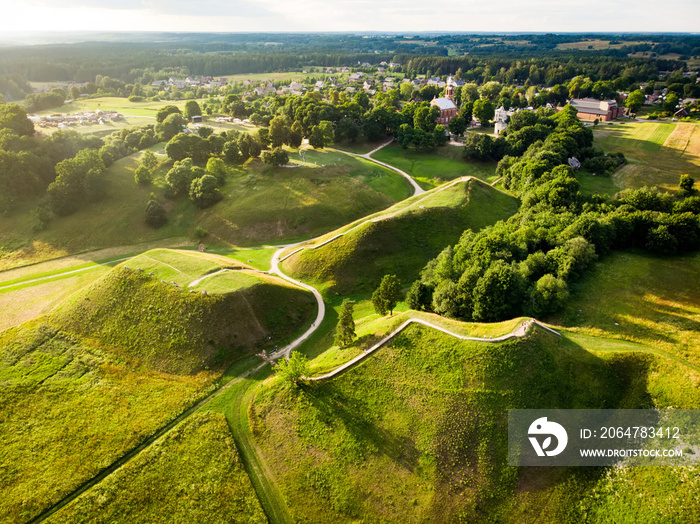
[300,381,420,471]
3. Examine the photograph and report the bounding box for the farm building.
[570,98,625,121]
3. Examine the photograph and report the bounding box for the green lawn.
[190,270,262,294]
[551,250,700,368]
[371,143,498,189]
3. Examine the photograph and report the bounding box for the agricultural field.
[589,122,700,193]
[0,147,409,270]
[556,39,651,50]
[46,412,267,524]
[371,142,499,189]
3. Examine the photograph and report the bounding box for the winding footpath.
[15,140,553,524]
[305,318,560,381]
[345,138,425,196]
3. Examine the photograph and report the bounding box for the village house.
[570,98,625,121]
[430,82,458,125]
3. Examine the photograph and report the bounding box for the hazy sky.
[3,0,699,34]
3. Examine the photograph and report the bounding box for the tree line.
[406,106,700,321]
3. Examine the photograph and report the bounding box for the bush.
[134,165,152,185]
[144,195,167,228]
[189,175,223,208]
[261,147,289,166]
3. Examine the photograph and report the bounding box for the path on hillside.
[344,138,425,196]
[277,175,474,264]
[305,318,558,381]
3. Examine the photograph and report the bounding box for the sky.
[1,0,699,34]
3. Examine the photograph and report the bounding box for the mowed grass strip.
[594,122,700,190]
[0,269,109,331]
[46,412,267,524]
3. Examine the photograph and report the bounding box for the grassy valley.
[0,147,409,270]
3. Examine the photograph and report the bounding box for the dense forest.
[0,33,696,82]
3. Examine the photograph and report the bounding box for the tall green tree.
[183,100,202,121]
[473,99,495,126]
[372,274,402,316]
[141,149,158,171]
[625,89,645,114]
[335,300,356,348]
[189,174,223,208]
[269,115,290,148]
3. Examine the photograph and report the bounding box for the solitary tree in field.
[134,165,152,185]
[275,351,310,388]
[372,274,402,316]
[680,174,695,194]
[335,300,356,348]
[144,194,167,228]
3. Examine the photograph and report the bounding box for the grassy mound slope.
[252,325,656,523]
[0,321,215,524]
[554,250,700,368]
[47,412,266,524]
[283,178,518,293]
[52,260,316,374]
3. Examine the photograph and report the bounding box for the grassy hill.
[0,248,315,523]
[46,412,266,524]
[0,147,409,270]
[282,177,519,293]
[51,249,316,374]
[250,323,671,523]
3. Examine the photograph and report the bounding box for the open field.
[47,412,267,524]
[590,122,700,193]
[0,147,409,270]
[557,39,651,50]
[371,143,498,189]
[553,250,700,368]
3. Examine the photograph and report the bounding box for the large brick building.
[570,98,625,122]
